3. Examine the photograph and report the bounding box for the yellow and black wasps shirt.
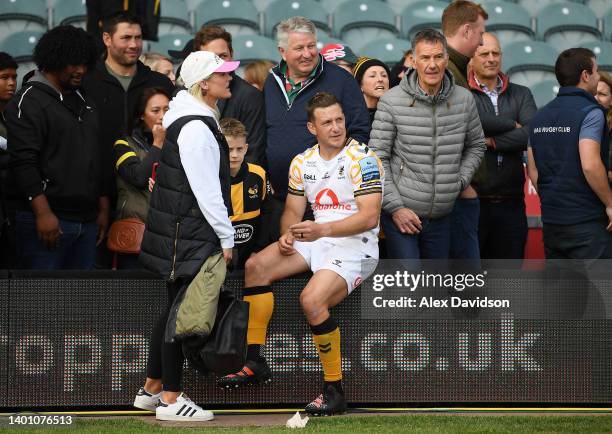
[229,162,270,268]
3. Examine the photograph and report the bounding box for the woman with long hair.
[112,87,170,269]
[244,59,273,91]
[595,71,612,181]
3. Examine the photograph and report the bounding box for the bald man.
[467,32,537,259]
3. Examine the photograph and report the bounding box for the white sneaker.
[133,387,161,411]
[155,393,214,421]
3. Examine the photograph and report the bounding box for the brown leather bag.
[107,218,145,254]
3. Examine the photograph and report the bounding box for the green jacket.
[166,253,226,341]
[447,46,470,90]
[447,46,487,184]
[114,127,161,223]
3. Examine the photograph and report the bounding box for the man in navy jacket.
[528,48,611,259]
[263,17,370,242]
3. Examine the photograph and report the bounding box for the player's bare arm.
[278,192,307,255]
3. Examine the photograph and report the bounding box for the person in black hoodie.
[5,26,109,269]
[82,12,174,200]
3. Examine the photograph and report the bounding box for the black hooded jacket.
[5,73,107,221]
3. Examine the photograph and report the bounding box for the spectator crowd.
[1,1,610,272]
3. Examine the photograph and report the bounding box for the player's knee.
[245,254,265,280]
[300,290,325,319]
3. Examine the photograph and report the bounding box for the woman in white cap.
[134,51,240,422]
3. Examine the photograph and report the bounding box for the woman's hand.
[152,124,166,149]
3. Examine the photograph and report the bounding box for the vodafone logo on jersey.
[313,188,352,211]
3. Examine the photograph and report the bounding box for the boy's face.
[0,68,17,103]
[226,135,248,173]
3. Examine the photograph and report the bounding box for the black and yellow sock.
[243,286,274,351]
[311,317,342,383]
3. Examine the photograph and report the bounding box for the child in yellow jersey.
[219,118,270,270]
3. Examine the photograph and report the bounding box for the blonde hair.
[188,81,206,101]
[244,60,273,90]
[140,52,172,72]
[220,117,248,138]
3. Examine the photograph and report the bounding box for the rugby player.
[217,92,383,416]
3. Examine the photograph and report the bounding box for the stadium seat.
[319,0,351,14]
[265,0,330,37]
[52,0,86,28]
[503,40,559,87]
[484,2,534,48]
[582,41,612,72]
[360,37,411,64]
[316,35,346,51]
[605,8,612,42]
[538,2,600,47]
[401,1,447,39]
[0,0,47,43]
[148,34,193,60]
[252,0,275,12]
[531,79,560,108]
[232,34,279,64]
[517,0,586,18]
[195,0,260,36]
[585,0,610,18]
[158,0,192,36]
[386,0,441,14]
[334,0,398,52]
[0,29,43,75]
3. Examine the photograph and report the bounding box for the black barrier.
[0,271,8,408]
[2,267,612,408]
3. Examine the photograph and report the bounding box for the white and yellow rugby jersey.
[287,138,384,256]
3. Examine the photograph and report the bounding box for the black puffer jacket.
[468,71,537,198]
[140,115,231,280]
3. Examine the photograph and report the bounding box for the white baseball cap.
[180,51,240,88]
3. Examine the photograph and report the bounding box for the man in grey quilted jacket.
[369,29,486,259]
